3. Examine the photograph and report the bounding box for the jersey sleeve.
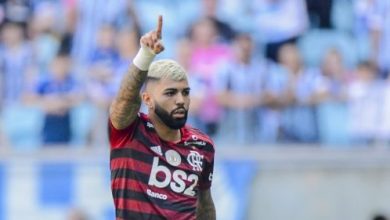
[199,149,215,190]
[108,115,140,150]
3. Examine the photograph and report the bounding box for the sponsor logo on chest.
[147,148,204,197]
[184,135,207,147]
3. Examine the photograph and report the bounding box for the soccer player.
[108,15,216,220]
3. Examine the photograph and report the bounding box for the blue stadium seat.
[70,102,96,146]
[104,208,115,220]
[38,162,74,206]
[222,160,258,220]
[355,34,371,62]
[331,0,354,32]
[1,104,44,149]
[0,164,4,220]
[317,102,351,146]
[298,30,358,68]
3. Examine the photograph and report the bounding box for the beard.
[154,103,188,130]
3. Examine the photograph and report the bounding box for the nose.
[175,93,185,105]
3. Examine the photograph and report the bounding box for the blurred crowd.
[0,0,389,148]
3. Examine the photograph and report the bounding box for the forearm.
[196,190,216,220]
[64,92,84,107]
[110,15,163,129]
[196,201,216,220]
[196,205,216,220]
[109,64,148,129]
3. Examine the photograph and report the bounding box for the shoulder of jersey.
[138,113,155,130]
[185,125,215,151]
[139,112,147,121]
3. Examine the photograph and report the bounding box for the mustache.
[172,107,187,114]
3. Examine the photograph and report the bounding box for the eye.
[165,91,176,97]
[182,90,190,96]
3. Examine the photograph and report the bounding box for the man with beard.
[108,15,216,220]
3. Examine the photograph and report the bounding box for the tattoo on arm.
[196,189,216,220]
[110,65,148,129]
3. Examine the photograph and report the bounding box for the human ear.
[142,92,154,110]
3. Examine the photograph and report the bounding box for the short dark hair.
[357,60,377,72]
[373,214,387,220]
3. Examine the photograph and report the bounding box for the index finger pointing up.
[156,15,163,39]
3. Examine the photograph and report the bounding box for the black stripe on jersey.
[134,126,157,147]
[113,188,197,214]
[202,159,213,169]
[111,148,153,164]
[203,143,215,153]
[116,209,165,220]
[111,168,150,183]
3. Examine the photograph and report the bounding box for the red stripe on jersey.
[114,187,198,210]
[114,198,196,220]
[112,178,144,191]
[114,198,161,215]
[109,118,139,149]
[111,157,151,174]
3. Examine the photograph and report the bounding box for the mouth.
[172,108,186,118]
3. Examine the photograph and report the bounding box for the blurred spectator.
[0,1,4,25]
[27,2,61,74]
[0,22,34,105]
[316,48,351,102]
[347,61,382,144]
[215,33,264,144]
[26,52,82,146]
[305,0,333,29]
[176,38,193,71]
[0,0,31,29]
[207,0,254,35]
[71,0,127,66]
[276,43,321,142]
[175,38,206,129]
[355,0,390,78]
[199,0,236,42]
[378,74,390,142]
[86,23,118,90]
[354,0,373,34]
[113,26,139,90]
[0,117,8,148]
[67,208,89,220]
[260,63,291,142]
[85,24,118,147]
[88,24,118,66]
[57,0,78,55]
[188,17,232,136]
[252,0,309,62]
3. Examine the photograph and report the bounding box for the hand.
[140,15,164,54]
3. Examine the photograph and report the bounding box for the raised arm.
[110,15,164,129]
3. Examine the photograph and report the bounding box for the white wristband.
[133,44,156,71]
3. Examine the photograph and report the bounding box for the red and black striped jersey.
[109,113,215,220]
